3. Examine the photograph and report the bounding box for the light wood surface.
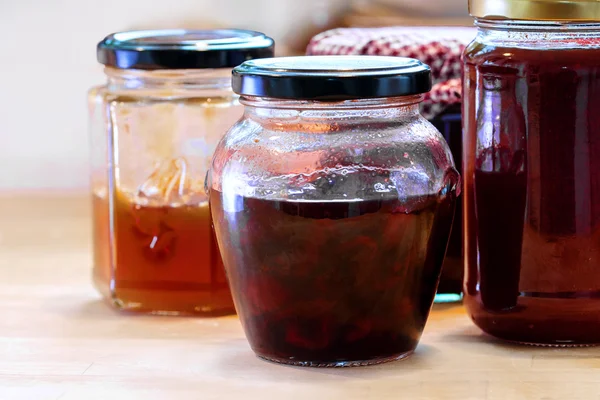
[1,195,599,400]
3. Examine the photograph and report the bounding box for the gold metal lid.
[469,0,600,21]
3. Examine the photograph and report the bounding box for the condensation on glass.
[463,0,600,345]
[209,56,460,366]
[88,29,274,315]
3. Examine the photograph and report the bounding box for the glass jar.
[209,56,460,366]
[89,29,274,315]
[430,105,464,302]
[463,0,600,345]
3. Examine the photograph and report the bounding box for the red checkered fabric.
[306,27,475,119]
[422,78,462,120]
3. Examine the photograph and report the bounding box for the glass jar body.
[463,20,600,345]
[89,68,240,315]
[431,106,464,302]
[209,96,459,366]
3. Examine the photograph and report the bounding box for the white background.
[0,0,459,192]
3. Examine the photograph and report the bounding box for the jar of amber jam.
[463,0,600,345]
[89,30,274,315]
[209,56,460,366]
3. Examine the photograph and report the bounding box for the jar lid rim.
[97,29,275,70]
[470,0,600,21]
[232,56,432,100]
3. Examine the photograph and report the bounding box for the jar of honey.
[463,0,600,344]
[89,29,274,315]
[209,56,460,366]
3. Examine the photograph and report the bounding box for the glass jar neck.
[104,67,233,97]
[241,95,423,124]
[475,18,600,46]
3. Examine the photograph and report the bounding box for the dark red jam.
[210,191,455,365]
[431,106,464,299]
[463,40,600,345]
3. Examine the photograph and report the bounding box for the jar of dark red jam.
[209,56,460,366]
[463,0,600,345]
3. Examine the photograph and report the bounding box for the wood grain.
[0,195,599,400]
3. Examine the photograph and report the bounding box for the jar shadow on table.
[73,299,229,324]
[40,298,119,319]
[431,302,464,313]
[444,330,599,348]
[215,342,441,381]
[77,299,237,318]
[74,299,169,318]
[77,300,116,317]
[441,330,600,365]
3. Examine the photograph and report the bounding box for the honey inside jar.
[93,191,232,315]
[92,156,234,315]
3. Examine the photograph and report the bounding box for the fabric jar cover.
[306,27,476,119]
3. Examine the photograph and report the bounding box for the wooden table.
[1,195,599,400]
